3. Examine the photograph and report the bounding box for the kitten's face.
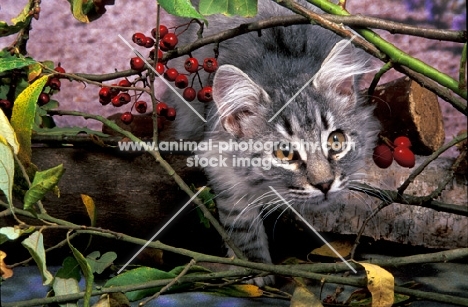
[234,86,377,204]
[209,41,380,206]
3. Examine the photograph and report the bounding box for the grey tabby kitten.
[168,0,379,286]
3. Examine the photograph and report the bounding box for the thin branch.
[460,43,467,91]
[367,61,393,95]
[299,0,466,99]
[139,259,197,306]
[350,201,392,259]
[350,183,468,216]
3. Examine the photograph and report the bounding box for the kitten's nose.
[314,180,333,194]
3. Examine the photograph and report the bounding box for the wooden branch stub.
[370,76,445,155]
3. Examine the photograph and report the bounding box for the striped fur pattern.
[171,0,380,286]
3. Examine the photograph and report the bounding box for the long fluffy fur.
[165,0,380,287]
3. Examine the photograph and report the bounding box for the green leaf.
[0,1,33,37]
[68,233,94,307]
[33,126,109,137]
[0,142,14,208]
[10,75,49,166]
[86,251,117,274]
[21,231,54,286]
[198,0,257,17]
[39,99,60,111]
[23,164,65,211]
[0,55,37,74]
[53,277,80,307]
[56,256,82,281]
[0,227,22,244]
[105,267,177,301]
[192,185,215,228]
[66,0,90,23]
[159,0,206,20]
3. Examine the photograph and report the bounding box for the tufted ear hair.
[313,39,375,100]
[212,65,270,138]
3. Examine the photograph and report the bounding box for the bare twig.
[350,201,392,259]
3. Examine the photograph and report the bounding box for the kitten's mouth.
[287,186,333,201]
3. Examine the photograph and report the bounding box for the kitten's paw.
[246,275,275,287]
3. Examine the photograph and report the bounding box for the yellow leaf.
[359,262,394,307]
[309,240,352,258]
[81,194,96,226]
[232,284,263,297]
[0,109,19,154]
[0,250,13,279]
[290,285,323,307]
[27,63,43,82]
[10,75,48,166]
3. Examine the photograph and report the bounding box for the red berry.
[156,62,165,75]
[373,144,393,169]
[393,136,412,148]
[48,77,61,90]
[197,86,213,103]
[156,102,168,116]
[143,36,155,48]
[183,87,196,102]
[99,97,110,105]
[54,64,66,75]
[393,146,415,168]
[149,49,164,62]
[121,112,133,125]
[135,100,147,113]
[99,87,112,104]
[118,79,132,89]
[161,33,178,50]
[132,32,146,46]
[164,68,178,81]
[152,25,168,39]
[117,92,131,105]
[159,40,169,52]
[109,84,120,97]
[111,96,123,107]
[184,57,199,73]
[38,92,50,106]
[203,58,218,73]
[130,57,145,71]
[166,107,176,121]
[174,74,189,89]
[0,99,12,110]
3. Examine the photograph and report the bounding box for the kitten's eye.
[274,143,300,161]
[327,131,347,154]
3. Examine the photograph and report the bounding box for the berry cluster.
[98,78,162,125]
[373,136,415,169]
[98,22,218,126]
[0,63,65,113]
[39,64,65,106]
[149,23,217,103]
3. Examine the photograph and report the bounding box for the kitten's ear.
[313,40,374,100]
[212,65,269,138]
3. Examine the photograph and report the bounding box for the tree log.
[20,147,466,250]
